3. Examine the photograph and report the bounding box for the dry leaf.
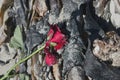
[0,0,14,45]
[93,39,110,61]
[0,0,14,27]
[53,64,61,80]
[93,31,120,61]
[31,54,41,80]
[0,27,7,45]
[0,9,10,45]
[32,0,47,19]
[0,43,17,75]
[0,59,15,75]
[110,0,120,29]
[110,51,120,67]
[0,0,4,27]
[113,0,120,14]
[93,0,108,16]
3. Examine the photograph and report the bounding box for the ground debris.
[0,0,120,80]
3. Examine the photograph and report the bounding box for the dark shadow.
[5,17,16,42]
[58,21,71,40]
[89,0,117,33]
[117,28,120,36]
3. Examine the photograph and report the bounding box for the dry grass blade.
[53,64,61,80]
[31,53,41,80]
[0,27,7,45]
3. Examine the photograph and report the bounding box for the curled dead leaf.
[0,0,14,45]
[93,31,120,61]
[32,0,47,20]
[93,39,110,61]
[0,0,14,27]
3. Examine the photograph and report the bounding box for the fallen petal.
[45,53,57,66]
[50,31,65,43]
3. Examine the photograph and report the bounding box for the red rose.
[47,25,66,50]
[45,52,57,66]
[44,25,66,66]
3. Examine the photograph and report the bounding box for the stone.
[68,66,86,80]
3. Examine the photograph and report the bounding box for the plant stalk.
[0,45,45,80]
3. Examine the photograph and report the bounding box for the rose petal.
[47,27,54,40]
[50,31,65,43]
[47,25,61,39]
[45,53,57,66]
[54,39,66,50]
[46,25,66,50]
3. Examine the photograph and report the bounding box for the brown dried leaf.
[93,39,110,61]
[32,0,47,19]
[93,31,120,61]
[53,64,61,80]
[31,54,41,80]
[0,27,7,45]
[0,0,14,45]
[0,10,9,45]
[0,0,14,27]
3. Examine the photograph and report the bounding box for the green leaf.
[19,74,29,80]
[10,25,24,51]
